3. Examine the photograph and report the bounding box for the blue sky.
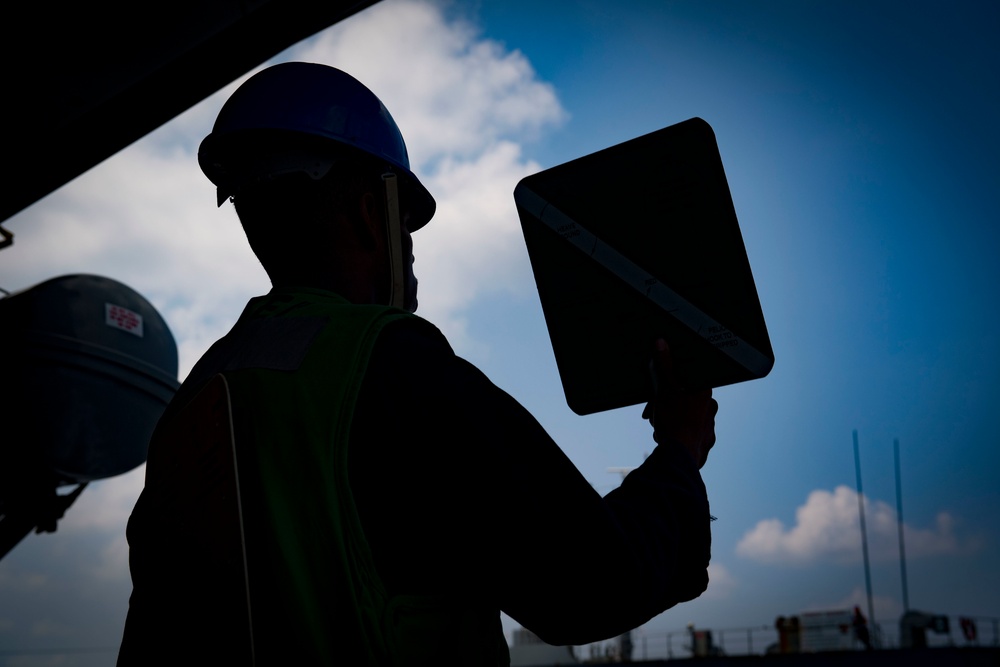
[1,0,998,662]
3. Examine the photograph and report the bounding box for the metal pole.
[894,438,910,612]
[853,430,877,645]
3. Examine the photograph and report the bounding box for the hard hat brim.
[200,129,436,231]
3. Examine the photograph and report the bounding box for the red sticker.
[106,303,144,337]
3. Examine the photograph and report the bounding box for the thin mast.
[894,438,910,612]
[853,430,877,643]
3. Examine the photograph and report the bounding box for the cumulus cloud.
[2,0,565,373]
[736,485,966,565]
[3,103,269,378]
[291,0,565,347]
[824,587,902,621]
[703,562,737,600]
[301,0,566,163]
[0,568,48,594]
[61,468,146,536]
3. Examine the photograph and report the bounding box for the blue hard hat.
[199,62,436,230]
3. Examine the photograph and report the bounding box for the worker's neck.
[271,270,381,306]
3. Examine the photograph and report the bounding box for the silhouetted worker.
[853,606,873,650]
[117,61,718,666]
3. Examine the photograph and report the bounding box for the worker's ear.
[353,191,383,251]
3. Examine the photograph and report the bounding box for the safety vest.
[221,288,410,664]
[122,287,509,666]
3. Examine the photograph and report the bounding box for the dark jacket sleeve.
[349,319,711,647]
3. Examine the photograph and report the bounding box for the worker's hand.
[642,338,718,468]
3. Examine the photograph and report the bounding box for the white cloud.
[823,587,902,621]
[299,0,566,164]
[61,467,146,536]
[2,0,565,372]
[414,140,540,348]
[89,533,132,583]
[3,122,269,378]
[703,562,737,600]
[288,0,565,349]
[30,617,73,640]
[0,568,48,594]
[736,485,965,565]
